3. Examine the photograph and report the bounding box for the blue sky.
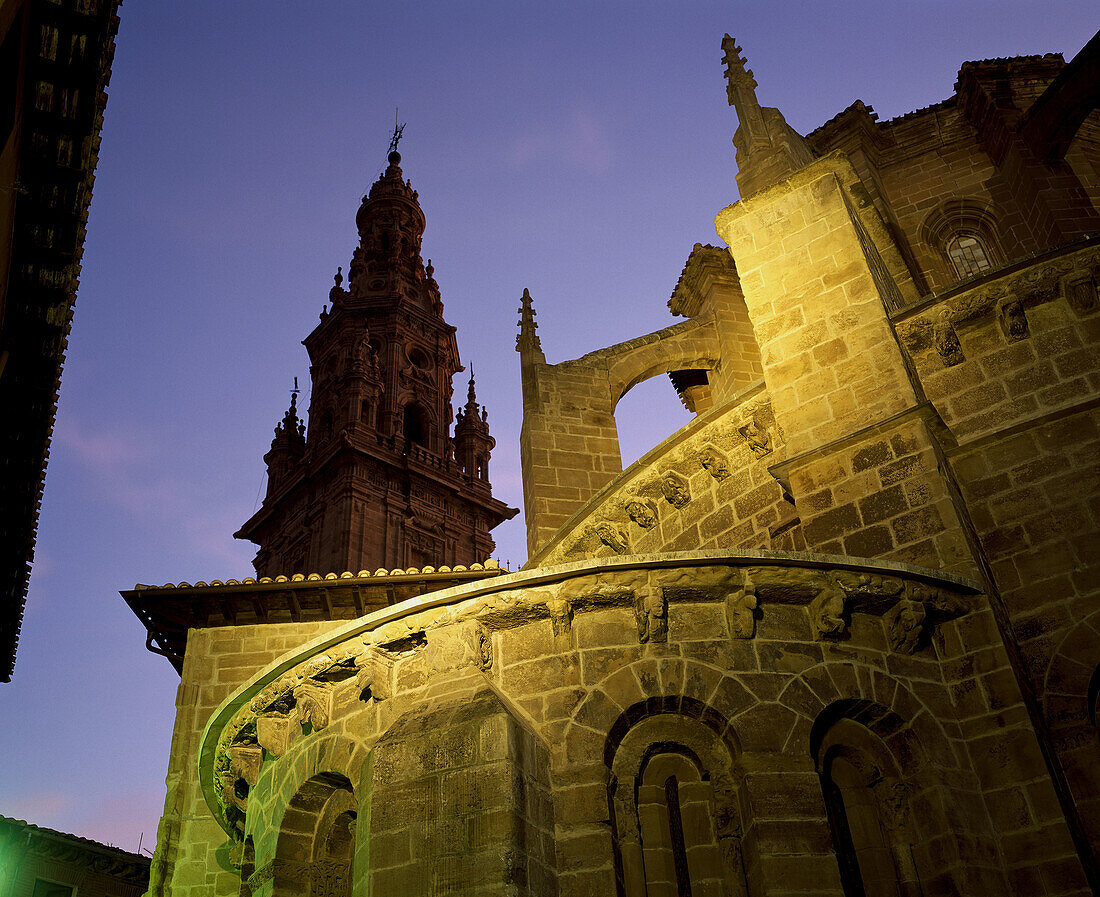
[2,0,1095,854]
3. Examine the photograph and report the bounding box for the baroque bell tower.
[235,145,517,576]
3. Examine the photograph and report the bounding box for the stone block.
[843,524,894,557]
[851,440,893,473]
[733,703,797,752]
[802,503,861,546]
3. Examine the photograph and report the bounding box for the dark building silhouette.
[235,149,516,577]
[0,0,120,681]
[0,814,149,897]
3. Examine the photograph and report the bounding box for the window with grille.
[946,233,993,278]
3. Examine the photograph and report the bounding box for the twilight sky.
[1,0,1095,855]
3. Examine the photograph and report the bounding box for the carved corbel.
[635,587,668,644]
[547,596,574,637]
[883,598,927,654]
[220,773,248,813]
[595,522,629,554]
[255,712,293,757]
[725,575,757,639]
[700,443,730,480]
[474,623,493,672]
[660,471,691,508]
[809,578,847,639]
[933,310,964,366]
[355,649,393,702]
[229,744,264,787]
[1064,273,1098,315]
[998,298,1029,341]
[739,414,772,457]
[625,498,658,529]
[295,682,333,731]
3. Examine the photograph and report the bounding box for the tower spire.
[720,34,813,197]
[722,35,769,151]
[516,288,545,362]
[388,110,406,164]
[466,366,478,411]
[237,149,517,575]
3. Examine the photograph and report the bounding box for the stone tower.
[235,149,516,576]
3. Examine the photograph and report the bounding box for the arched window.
[402,403,427,449]
[920,199,1003,286]
[608,703,752,897]
[812,707,923,897]
[945,232,993,279]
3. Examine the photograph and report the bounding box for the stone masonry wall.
[198,555,1091,896]
[896,242,1100,443]
[144,620,345,897]
[894,240,1100,859]
[716,155,921,458]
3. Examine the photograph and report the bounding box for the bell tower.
[236,146,517,576]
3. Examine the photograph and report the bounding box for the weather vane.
[291,376,299,397]
[389,108,406,156]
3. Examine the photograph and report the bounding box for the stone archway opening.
[811,702,928,897]
[272,771,357,897]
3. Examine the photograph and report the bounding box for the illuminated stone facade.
[136,33,1100,897]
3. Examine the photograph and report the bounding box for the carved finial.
[426,259,435,280]
[516,287,544,359]
[722,34,768,150]
[329,266,345,305]
[462,366,482,421]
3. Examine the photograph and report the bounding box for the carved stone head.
[661,471,691,508]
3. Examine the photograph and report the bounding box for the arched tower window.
[945,233,993,279]
[402,403,427,449]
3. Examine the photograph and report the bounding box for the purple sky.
[2,1,1095,855]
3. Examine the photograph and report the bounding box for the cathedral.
[128,31,1099,897]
